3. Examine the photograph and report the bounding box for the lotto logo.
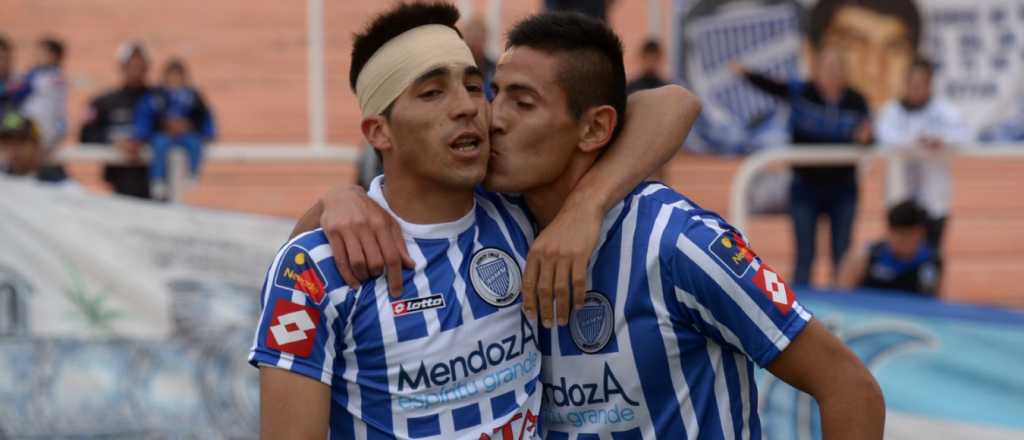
[753,265,794,315]
[392,294,446,317]
[266,299,320,357]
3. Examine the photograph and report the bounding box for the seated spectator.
[80,41,155,199]
[0,111,74,188]
[4,37,68,153]
[133,59,215,200]
[876,57,971,250]
[836,200,941,297]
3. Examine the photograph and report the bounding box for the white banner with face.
[674,0,1024,154]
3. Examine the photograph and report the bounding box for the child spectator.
[134,59,215,200]
[5,37,68,153]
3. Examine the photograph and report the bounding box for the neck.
[381,170,476,225]
[524,153,598,228]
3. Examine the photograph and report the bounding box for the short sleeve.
[665,215,812,367]
[248,230,350,385]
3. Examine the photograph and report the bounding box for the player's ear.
[577,104,617,153]
[361,116,393,151]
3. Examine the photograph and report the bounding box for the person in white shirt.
[875,57,972,250]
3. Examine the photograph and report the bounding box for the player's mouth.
[449,131,484,159]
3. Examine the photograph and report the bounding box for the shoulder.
[268,228,350,293]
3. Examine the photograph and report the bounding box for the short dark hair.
[641,38,661,55]
[349,2,462,93]
[506,12,628,145]
[39,37,64,64]
[888,200,928,229]
[807,0,922,51]
[164,58,187,76]
[908,55,934,77]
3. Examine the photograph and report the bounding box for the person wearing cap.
[79,41,155,199]
[0,111,74,187]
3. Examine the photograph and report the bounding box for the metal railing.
[729,143,1024,232]
[55,143,361,202]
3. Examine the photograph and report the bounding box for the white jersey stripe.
[446,237,476,331]
[310,243,332,262]
[674,287,744,349]
[408,241,442,337]
[497,196,536,243]
[342,287,366,440]
[734,352,752,440]
[708,343,736,440]
[675,234,791,351]
[648,204,699,440]
[476,197,526,269]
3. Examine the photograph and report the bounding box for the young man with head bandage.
[249,3,694,439]
[305,10,886,440]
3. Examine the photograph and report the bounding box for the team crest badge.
[469,248,522,307]
[570,291,614,353]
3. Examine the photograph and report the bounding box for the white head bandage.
[355,24,476,117]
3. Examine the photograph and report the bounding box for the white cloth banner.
[0,177,291,437]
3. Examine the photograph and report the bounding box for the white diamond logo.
[270,310,315,345]
[762,269,788,305]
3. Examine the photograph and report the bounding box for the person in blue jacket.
[134,58,215,200]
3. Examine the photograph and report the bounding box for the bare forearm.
[818,384,886,439]
[568,85,701,212]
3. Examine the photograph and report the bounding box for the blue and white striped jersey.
[250,176,543,440]
[540,182,812,440]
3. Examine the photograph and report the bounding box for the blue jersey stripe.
[456,226,496,322]
[415,237,465,333]
[353,279,395,439]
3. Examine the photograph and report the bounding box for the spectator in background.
[732,48,872,287]
[0,110,73,186]
[545,0,614,21]
[626,38,668,96]
[459,15,496,100]
[80,41,155,199]
[876,57,970,250]
[4,37,68,154]
[134,59,215,200]
[0,36,14,109]
[837,200,941,297]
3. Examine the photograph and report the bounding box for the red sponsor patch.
[391,294,446,317]
[274,246,328,304]
[752,264,795,315]
[266,298,321,357]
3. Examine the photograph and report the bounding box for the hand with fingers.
[320,184,415,298]
[521,200,604,329]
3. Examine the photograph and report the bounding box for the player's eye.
[517,101,534,110]
[466,83,483,94]
[419,89,443,99]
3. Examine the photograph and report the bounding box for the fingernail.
[543,319,552,328]
[559,318,568,326]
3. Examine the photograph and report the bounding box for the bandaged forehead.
[356,24,476,117]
